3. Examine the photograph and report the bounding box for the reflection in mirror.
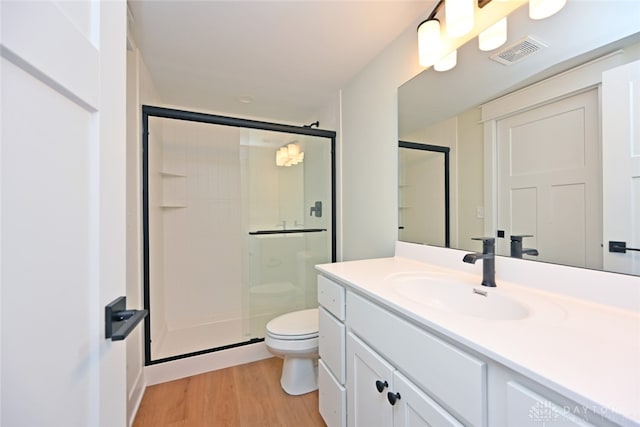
[398,142,450,248]
[398,1,640,274]
[398,108,484,252]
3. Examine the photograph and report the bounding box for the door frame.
[141,105,337,365]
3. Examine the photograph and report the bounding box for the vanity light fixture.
[478,16,507,51]
[276,143,304,167]
[417,0,567,71]
[446,0,474,38]
[529,0,567,20]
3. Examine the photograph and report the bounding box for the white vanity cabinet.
[317,268,631,427]
[347,332,464,427]
[347,291,485,427]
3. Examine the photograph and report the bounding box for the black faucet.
[463,237,496,287]
[510,235,539,258]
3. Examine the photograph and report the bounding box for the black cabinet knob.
[387,391,401,405]
[375,380,388,393]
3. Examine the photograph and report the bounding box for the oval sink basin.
[389,274,530,320]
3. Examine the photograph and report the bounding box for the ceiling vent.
[490,36,547,65]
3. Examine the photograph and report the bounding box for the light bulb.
[529,0,567,20]
[287,143,299,157]
[417,19,442,67]
[479,17,507,51]
[434,50,457,72]
[446,0,474,38]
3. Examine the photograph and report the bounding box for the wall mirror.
[398,1,640,275]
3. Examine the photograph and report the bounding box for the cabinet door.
[393,371,464,427]
[347,333,395,427]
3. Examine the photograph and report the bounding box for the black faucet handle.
[471,237,495,243]
[471,237,495,254]
[510,234,533,242]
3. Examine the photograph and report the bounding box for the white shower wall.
[161,120,243,332]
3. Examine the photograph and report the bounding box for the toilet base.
[280,357,318,395]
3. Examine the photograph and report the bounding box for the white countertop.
[317,252,640,427]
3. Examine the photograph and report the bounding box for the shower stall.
[142,106,335,364]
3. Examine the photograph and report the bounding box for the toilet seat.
[266,308,318,340]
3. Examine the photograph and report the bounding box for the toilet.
[265,308,319,395]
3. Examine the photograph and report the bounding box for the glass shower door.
[242,130,333,339]
[143,105,335,364]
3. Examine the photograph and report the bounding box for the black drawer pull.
[387,391,401,405]
[375,380,388,393]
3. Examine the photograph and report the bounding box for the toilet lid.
[266,308,318,339]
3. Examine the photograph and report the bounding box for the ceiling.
[128,0,432,125]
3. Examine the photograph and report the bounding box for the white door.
[1,1,127,426]
[496,89,601,269]
[602,59,640,276]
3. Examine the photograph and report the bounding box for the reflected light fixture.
[478,17,507,51]
[275,143,304,167]
[529,0,567,20]
[417,18,442,67]
[434,49,457,72]
[446,0,474,38]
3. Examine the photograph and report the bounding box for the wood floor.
[133,357,326,427]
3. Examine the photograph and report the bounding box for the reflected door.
[496,89,601,269]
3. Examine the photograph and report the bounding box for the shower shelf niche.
[160,170,187,208]
[159,171,186,177]
[160,202,187,208]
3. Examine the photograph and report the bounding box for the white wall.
[126,41,160,424]
[457,108,484,250]
[340,15,425,261]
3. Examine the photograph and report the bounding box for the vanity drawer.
[319,306,346,383]
[319,359,346,427]
[318,275,345,320]
[347,291,487,427]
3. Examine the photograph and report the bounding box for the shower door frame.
[141,105,337,365]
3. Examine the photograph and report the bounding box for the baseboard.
[144,341,272,385]
[127,368,146,427]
